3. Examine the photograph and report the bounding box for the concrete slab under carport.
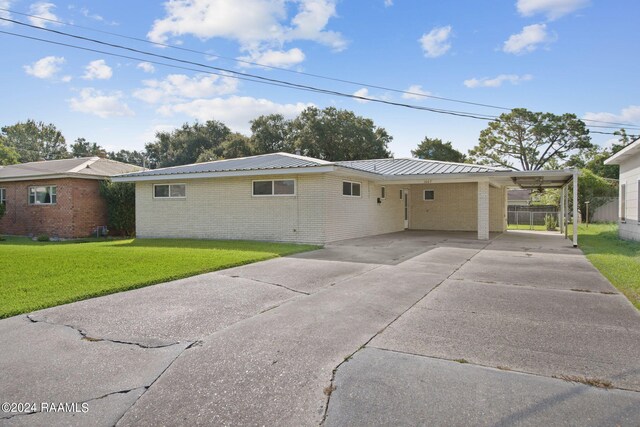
[325,348,640,427]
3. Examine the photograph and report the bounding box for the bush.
[99,180,136,237]
[37,234,50,242]
[544,214,558,231]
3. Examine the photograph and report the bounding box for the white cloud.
[82,59,113,80]
[419,25,452,58]
[133,73,239,104]
[517,0,589,20]
[402,85,431,100]
[352,88,375,103]
[0,1,12,26]
[464,74,533,88]
[69,88,134,118]
[583,106,640,126]
[158,96,311,134]
[61,75,72,82]
[137,62,156,73]
[384,0,393,7]
[237,48,305,69]
[28,2,59,28]
[503,23,555,54]
[147,0,346,53]
[23,56,65,79]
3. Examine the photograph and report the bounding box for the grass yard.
[573,223,640,310]
[0,237,318,319]
[508,224,555,231]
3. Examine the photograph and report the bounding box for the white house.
[113,153,578,245]
[605,138,640,241]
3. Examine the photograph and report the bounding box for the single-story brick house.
[113,153,578,245]
[605,137,640,241]
[0,157,141,238]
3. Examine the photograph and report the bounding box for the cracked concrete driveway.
[1,230,639,426]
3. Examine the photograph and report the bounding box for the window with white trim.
[29,186,56,205]
[620,183,626,222]
[342,181,361,197]
[0,188,5,205]
[380,186,386,199]
[154,184,186,199]
[424,190,435,201]
[252,179,295,196]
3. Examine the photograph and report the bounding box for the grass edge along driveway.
[0,237,318,319]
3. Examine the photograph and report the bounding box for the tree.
[411,137,466,162]
[222,133,254,159]
[250,114,293,155]
[575,169,618,222]
[566,129,637,179]
[99,181,136,236]
[290,107,392,161]
[145,120,231,168]
[1,120,69,162]
[468,108,592,170]
[107,149,146,167]
[0,141,19,165]
[70,138,107,158]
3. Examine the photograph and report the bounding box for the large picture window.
[154,184,186,199]
[252,179,295,196]
[342,181,361,197]
[29,186,56,205]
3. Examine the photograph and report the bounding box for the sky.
[0,0,639,158]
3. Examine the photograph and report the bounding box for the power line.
[2,9,640,130]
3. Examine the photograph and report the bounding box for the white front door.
[403,189,409,229]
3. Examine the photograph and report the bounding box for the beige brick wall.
[323,175,404,242]
[407,182,506,233]
[135,174,327,244]
[619,154,640,242]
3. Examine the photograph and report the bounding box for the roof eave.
[0,173,110,182]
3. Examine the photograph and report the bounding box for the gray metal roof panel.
[335,158,504,176]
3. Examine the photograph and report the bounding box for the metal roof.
[0,157,142,181]
[335,158,505,176]
[117,153,332,178]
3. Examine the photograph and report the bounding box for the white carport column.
[573,169,579,247]
[477,180,490,240]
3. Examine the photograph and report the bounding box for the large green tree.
[250,114,293,155]
[145,120,231,168]
[468,108,592,170]
[566,129,636,179]
[0,141,19,165]
[290,107,392,161]
[411,137,466,162]
[107,149,146,167]
[71,138,107,158]
[1,120,69,162]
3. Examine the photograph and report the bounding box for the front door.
[403,189,409,229]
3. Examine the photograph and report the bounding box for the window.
[154,184,186,199]
[29,186,56,205]
[424,190,435,201]
[0,188,5,205]
[252,179,295,196]
[342,181,361,197]
[380,186,386,199]
[620,183,626,222]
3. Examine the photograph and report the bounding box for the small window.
[253,179,295,196]
[29,186,56,205]
[620,183,626,223]
[342,181,361,197]
[154,184,186,199]
[380,186,386,199]
[424,190,435,201]
[0,188,5,205]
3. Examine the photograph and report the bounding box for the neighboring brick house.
[113,153,577,244]
[0,157,141,238]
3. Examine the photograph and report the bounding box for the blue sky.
[0,0,638,158]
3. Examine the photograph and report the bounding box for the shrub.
[544,214,558,231]
[99,180,136,237]
[37,234,50,242]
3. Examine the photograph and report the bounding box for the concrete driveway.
[1,231,639,426]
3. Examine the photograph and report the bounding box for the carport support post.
[559,186,565,235]
[477,180,490,240]
[572,170,578,247]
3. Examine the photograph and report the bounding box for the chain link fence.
[508,205,560,230]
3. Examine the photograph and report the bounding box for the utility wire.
[2,8,640,130]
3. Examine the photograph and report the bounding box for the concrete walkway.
[1,231,639,426]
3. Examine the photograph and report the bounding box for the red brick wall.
[0,178,108,238]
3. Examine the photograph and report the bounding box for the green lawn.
[508,224,556,231]
[572,223,640,310]
[0,237,318,319]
